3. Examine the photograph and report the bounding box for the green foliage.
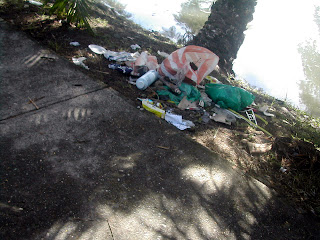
[174,0,213,35]
[2,0,25,8]
[47,0,92,32]
[103,0,131,18]
[161,26,181,40]
[297,6,320,118]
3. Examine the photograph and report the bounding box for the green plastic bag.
[157,83,202,105]
[205,84,255,111]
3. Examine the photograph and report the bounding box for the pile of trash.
[72,43,275,133]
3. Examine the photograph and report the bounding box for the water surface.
[116,0,320,117]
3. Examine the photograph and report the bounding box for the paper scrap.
[165,112,195,130]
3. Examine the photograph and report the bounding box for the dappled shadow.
[0,3,319,239]
[1,103,318,239]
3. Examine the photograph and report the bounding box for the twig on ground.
[157,146,170,150]
[92,69,110,75]
[107,219,115,240]
[28,97,39,109]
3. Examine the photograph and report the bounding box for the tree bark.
[190,0,257,74]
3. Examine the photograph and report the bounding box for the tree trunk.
[190,0,257,74]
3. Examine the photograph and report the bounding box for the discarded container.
[88,44,108,54]
[141,99,165,118]
[136,70,159,90]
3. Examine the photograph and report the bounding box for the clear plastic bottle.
[136,70,159,90]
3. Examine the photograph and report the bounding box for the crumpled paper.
[165,112,195,130]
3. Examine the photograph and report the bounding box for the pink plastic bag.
[158,45,219,86]
[130,52,159,76]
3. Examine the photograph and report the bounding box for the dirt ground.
[1,1,319,221]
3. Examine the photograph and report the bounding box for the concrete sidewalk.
[0,20,318,240]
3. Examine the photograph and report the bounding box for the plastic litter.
[108,52,137,62]
[157,83,202,105]
[202,111,211,124]
[157,50,169,58]
[200,92,212,107]
[28,0,43,6]
[228,109,273,137]
[177,96,199,110]
[205,84,255,111]
[141,99,165,118]
[210,106,237,125]
[70,42,80,46]
[259,105,275,117]
[159,77,181,94]
[131,44,141,50]
[165,112,195,130]
[88,44,108,54]
[136,70,159,90]
[245,109,258,125]
[72,57,89,70]
[280,167,287,173]
[132,51,158,75]
[128,77,137,85]
[108,64,132,75]
[158,45,219,86]
[205,76,221,84]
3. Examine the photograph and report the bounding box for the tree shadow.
[1,115,318,239]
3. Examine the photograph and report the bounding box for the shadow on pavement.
[1,94,317,239]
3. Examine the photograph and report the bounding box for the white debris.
[165,112,195,130]
[70,42,80,46]
[28,0,43,6]
[259,105,275,117]
[88,44,108,54]
[280,167,287,173]
[157,50,169,58]
[130,44,141,50]
[72,57,89,70]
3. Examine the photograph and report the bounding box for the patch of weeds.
[91,17,109,28]
[267,152,281,169]
[48,40,62,52]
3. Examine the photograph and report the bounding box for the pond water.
[115,0,320,117]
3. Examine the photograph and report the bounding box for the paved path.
[0,19,319,240]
